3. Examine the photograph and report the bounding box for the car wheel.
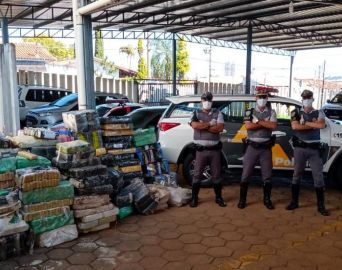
[183,153,212,187]
[335,161,342,190]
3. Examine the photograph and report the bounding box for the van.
[18,85,71,122]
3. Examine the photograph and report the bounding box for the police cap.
[201,92,213,101]
[301,89,313,99]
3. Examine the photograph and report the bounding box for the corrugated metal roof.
[1,0,341,51]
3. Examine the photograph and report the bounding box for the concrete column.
[245,23,252,94]
[2,18,9,44]
[73,0,95,110]
[289,55,294,98]
[172,34,177,96]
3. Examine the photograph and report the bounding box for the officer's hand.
[299,115,305,125]
[209,119,217,126]
[252,115,259,124]
[205,122,211,129]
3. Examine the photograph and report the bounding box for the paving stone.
[214,223,237,232]
[118,224,139,233]
[160,239,184,250]
[55,240,78,248]
[250,244,276,255]
[115,241,142,251]
[139,235,162,245]
[117,251,142,263]
[94,246,120,258]
[140,256,168,268]
[163,262,191,270]
[220,231,243,241]
[192,264,217,270]
[137,217,157,227]
[157,221,178,229]
[38,259,70,270]
[139,226,161,236]
[67,253,96,265]
[72,242,98,253]
[163,250,189,262]
[158,229,181,239]
[0,260,19,270]
[116,263,144,270]
[177,225,198,234]
[186,254,214,265]
[206,247,233,257]
[18,254,48,267]
[47,249,73,260]
[201,236,225,247]
[139,245,165,256]
[91,258,117,270]
[96,237,121,247]
[66,265,93,270]
[184,243,208,254]
[179,233,203,244]
[212,257,241,269]
[198,228,220,237]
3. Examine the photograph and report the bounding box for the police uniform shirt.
[291,108,325,143]
[244,106,277,143]
[190,108,224,146]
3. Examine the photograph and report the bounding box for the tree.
[176,37,190,80]
[23,36,74,60]
[119,44,135,68]
[151,40,172,80]
[95,30,104,59]
[136,39,148,80]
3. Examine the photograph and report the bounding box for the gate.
[137,80,197,106]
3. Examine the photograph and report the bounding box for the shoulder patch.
[245,110,251,117]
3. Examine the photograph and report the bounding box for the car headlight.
[38,112,52,117]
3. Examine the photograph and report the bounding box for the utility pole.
[203,45,212,87]
[320,60,326,108]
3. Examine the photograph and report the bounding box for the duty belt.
[292,138,321,150]
[244,135,276,149]
[195,141,222,151]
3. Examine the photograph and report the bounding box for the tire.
[335,162,342,190]
[183,152,213,187]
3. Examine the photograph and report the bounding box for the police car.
[158,94,342,188]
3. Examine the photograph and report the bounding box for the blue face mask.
[202,101,212,110]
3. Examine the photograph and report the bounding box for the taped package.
[73,194,110,210]
[37,224,78,248]
[119,165,142,174]
[80,223,110,234]
[69,175,110,189]
[21,206,70,222]
[101,123,133,130]
[0,180,15,189]
[9,135,58,149]
[19,181,74,205]
[0,201,21,216]
[108,148,136,155]
[16,156,51,169]
[75,184,113,196]
[62,110,100,132]
[102,129,134,137]
[99,116,132,125]
[22,199,74,213]
[0,157,16,174]
[69,165,107,179]
[0,172,15,182]
[74,203,114,218]
[0,213,29,237]
[167,187,192,207]
[29,210,74,234]
[77,214,117,231]
[56,140,90,155]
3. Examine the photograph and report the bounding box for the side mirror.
[19,100,25,107]
[327,99,331,103]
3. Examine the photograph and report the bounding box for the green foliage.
[151,40,172,80]
[136,39,148,80]
[23,36,74,61]
[119,44,135,68]
[95,30,104,59]
[176,37,190,80]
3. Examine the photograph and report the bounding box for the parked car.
[323,92,342,123]
[26,92,128,128]
[18,85,71,122]
[98,102,143,117]
[158,95,342,188]
[126,106,168,130]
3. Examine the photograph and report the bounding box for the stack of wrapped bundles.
[16,167,76,248]
[136,142,178,187]
[62,110,104,152]
[54,140,118,233]
[0,189,29,260]
[0,150,17,189]
[100,116,142,181]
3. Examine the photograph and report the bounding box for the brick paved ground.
[1,184,341,270]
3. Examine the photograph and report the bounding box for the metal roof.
[1,0,342,52]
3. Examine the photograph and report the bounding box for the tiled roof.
[14,42,56,62]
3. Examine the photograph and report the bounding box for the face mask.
[302,98,314,108]
[257,99,267,107]
[202,101,212,110]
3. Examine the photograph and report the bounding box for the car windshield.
[331,94,342,104]
[51,93,77,107]
[324,108,342,121]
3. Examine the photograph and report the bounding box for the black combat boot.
[263,182,275,210]
[315,187,330,216]
[190,182,200,208]
[286,184,300,210]
[238,182,249,209]
[213,184,227,207]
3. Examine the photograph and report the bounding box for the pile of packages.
[54,140,118,233]
[0,141,29,260]
[63,110,104,151]
[17,165,76,248]
[100,117,142,181]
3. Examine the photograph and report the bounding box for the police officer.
[189,92,226,208]
[286,90,329,216]
[238,89,278,210]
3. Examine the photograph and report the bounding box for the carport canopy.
[0,0,341,52]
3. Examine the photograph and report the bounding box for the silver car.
[26,92,129,128]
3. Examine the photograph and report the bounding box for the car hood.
[29,105,61,114]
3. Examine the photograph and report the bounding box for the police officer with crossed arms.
[238,89,278,210]
[286,89,329,216]
[189,92,226,208]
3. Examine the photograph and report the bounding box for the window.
[169,102,201,118]
[221,101,255,123]
[331,94,342,104]
[270,102,297,126]
[25,89,36,101]
[52,93,78,107]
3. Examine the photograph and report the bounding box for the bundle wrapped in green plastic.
[133,128,157,147]
[56,140,90,154]
[16,156,51,169]
[19,181,74,205]
[0,157,16,174]
[29,210,74,234]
